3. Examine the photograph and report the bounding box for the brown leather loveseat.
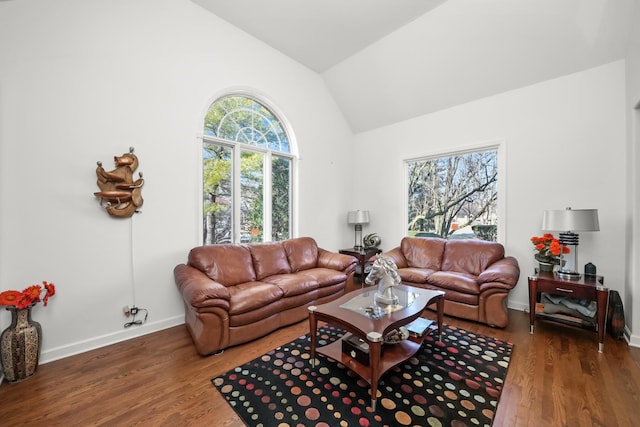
[174,237,358,355]
[379,237,520,327]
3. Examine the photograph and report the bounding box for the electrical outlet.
[123,305,131,317]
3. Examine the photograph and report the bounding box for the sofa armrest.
[379,247,408,269]
[174,264,231,310]
[317,248,358,275]
[477,256,520,290]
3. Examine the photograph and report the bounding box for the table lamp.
[347,210,370,250]
[541,207,599,279]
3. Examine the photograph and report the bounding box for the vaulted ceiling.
[192,0,637,133]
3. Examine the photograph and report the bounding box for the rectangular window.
[202,134,294,245]
[203,143,233,244]
[406,148,498,241]
[272,156,291,241]
[240,150,264,243]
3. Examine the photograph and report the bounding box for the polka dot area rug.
[212,324,513,427]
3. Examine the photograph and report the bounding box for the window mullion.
[263,152,273,242]
[232,145,242,244]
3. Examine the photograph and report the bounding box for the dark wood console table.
[528,272,609,352]
[339,247,382,282]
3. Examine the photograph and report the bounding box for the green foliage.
[272,156,291,240]
[240,151,264,242]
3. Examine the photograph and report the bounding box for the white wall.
[353,61,627,318]
[625,0,640,345]
[0,0,354,362]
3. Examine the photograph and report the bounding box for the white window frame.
[200,92,298,244]
[403,139,507,243]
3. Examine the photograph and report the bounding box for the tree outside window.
[406,149,498,241]
[203,95,294,244]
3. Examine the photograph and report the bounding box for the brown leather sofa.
[379,237,520,327]
[174,237,358,355]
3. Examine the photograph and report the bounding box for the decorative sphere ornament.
[363,233,381,248]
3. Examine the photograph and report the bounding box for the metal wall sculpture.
[94,147,144,218]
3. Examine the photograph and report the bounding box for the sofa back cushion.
[188,245,256,286]
[282,237,318,272]
[441,239,505,276]
[401,237,446,270]
[249,242,292,280]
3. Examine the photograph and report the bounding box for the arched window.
[202,95,295,244]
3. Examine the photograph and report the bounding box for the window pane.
[204,96,290,153]
[407,149,497,241]
[203,143,233,244]
[240,150,264,243]
[272,156,291,241]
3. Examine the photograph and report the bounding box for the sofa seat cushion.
[419,283,479,306]
[263,274,319,297]
[397,267,436,284]
[441,289,479,305]
[229,292,319,327]
[298,268,348,287]
[228,282,283,315]
[427,271,480,295]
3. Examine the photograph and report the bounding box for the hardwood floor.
[1,301,639,426]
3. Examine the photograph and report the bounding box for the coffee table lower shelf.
[308,285,444,412]
[316,335,425,384]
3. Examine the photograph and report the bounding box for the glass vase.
[538,262,554,273]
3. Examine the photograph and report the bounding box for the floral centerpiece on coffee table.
[530,233,569,271]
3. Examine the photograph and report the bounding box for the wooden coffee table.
[308,284,444,411]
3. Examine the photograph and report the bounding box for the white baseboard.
[627,326,640,348]
[40,315,185,364]
[508,301,528,313]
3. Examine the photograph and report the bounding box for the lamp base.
[557,270,581,280]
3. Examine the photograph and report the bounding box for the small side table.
[528,272,609,352]
[339,247,382,283]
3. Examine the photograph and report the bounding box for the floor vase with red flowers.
[0,281,55,382]
[1,306,42,382]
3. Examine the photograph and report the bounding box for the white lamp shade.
[541,208,599,232]
[347,210,370,225]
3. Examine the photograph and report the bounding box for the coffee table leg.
[366,331,383,411]
[308,306,317,368]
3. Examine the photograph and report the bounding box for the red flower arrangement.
[530,233,570,265]
[0,281,56,309]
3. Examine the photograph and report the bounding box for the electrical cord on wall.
[124,307,148,328]
[130,213,137,308]
[123,209,148,328]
